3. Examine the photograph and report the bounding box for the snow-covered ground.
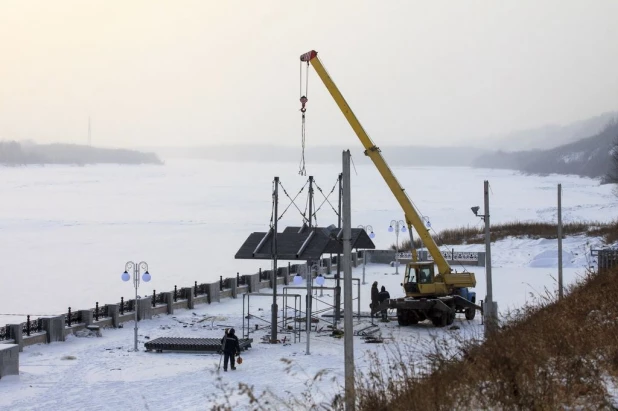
[0,159,616,409]
[0,245,593,411]
[0,160,615,324]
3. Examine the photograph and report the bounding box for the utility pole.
[335,173,342,327]
[557,183,563,299]
[342,150,355,410]
[483,180,498,333]
[271,177,279,343]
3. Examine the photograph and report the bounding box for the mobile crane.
[299,50,482,327]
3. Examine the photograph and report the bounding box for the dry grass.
[355,267,618,410]
[392,220,618,250]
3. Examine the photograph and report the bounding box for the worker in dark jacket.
[370,281,379,322]
[378,286,391,321]
[221,328,240,371]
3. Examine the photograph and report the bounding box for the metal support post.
[306,263,312,355]
[558,183,563,299]
[342,150,355,410]
[483,180,498,334]
[271,176,279,343]
[335,173,342,327]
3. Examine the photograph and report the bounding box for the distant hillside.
[473,111,617,151]
[0,141,163,166]
[473,120,618,181]
[153,144,488,167]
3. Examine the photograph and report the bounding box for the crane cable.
[299,61,309,176]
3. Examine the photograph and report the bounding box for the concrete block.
[163,292,174,314]
[365,250,396,264]
[323,258,332,274]
[185,287,195,309]
[7,325,23,352]
[247,273,260,293]
[79,310,93,326]
[279,267,289,285]
[208,282,220,303]
[0,344,19,378]
[229,278,237,299]
[40,316,65,343]
[137,298,153,320]
[106,304,120,328]
[352,252,359,268]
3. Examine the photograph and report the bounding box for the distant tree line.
[473,119,618,183]
[0,141,163,166]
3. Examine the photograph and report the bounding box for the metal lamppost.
[357,225,375,284]
[472,180,498,333]
[121,261,151,351]
[388,220,407,274]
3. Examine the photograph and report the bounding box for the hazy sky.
[1,0,617,148]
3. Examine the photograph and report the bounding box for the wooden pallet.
[144,337,253,353]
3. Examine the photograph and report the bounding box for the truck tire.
[465,308,476,321]
[397,309,411,326]
[431,314,447,327]
[446,311,455,326]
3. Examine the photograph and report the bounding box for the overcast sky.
[1,0,617,148]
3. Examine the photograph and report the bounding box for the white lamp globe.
[370,232,375,239]
[121,271,130,282]
[388,226,393,232]
[142,271,151,282]
[401,226,407,233]
[315,274,325,286]
[293,274,303,285]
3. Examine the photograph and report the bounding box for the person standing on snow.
[221,328,240,371]
[370,281,379,321]
[378,285,391,321]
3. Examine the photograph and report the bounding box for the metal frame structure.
[242,293,302,343]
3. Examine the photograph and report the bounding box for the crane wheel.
[431,314,447,327]
[465,308,476,321]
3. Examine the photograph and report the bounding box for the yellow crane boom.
[300,50,451,275]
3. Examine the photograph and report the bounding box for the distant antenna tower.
[88,117,92,146]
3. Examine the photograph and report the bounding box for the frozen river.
[0,159,615,322]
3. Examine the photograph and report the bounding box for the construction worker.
[221,328,240,371]
[378,286,391,321]
[370,281,379,321]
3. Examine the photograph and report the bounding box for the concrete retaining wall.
[0,344,19,378]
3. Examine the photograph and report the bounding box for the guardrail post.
[67,307,72,327]
[194,281,198,297]
[95,302,99,321]
[220,276,224,291]
[120,298,125,315]
[152,290,156,307]
[174,285,178,302]
[26,315,31,336]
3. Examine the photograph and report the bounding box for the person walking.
[378,286,391,321]
[370,281,379,323]
[221,328,240,371]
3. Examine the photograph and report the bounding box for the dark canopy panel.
[235,226,375,261]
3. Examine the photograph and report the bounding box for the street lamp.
[357,225,375,284]
[121,261,151,351]
[388,220,406,274]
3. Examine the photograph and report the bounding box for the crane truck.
[299,50,483,327]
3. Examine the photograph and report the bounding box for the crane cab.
[402,261,449,297]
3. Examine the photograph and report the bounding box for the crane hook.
[300,95,308,113]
